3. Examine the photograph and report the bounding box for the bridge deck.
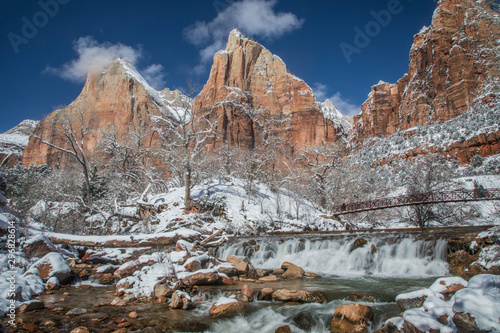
[331,188,500,216]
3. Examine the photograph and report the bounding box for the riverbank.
[1,226,499,332]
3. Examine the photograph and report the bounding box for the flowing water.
[14,231,458,332]
[208,232,450,332]
[216,234,449,277]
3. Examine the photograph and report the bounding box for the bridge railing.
[331,188,500,215]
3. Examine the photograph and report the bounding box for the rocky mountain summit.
[193,29,351,151]
[22,59,191,168]
[351,0,500,161]
[12,0,499,169]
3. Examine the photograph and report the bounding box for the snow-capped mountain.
[22,59,191,168]
[0,119,38,167]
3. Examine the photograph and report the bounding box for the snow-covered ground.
[130,177,343,235]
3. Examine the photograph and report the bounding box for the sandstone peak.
[22,59,190,168]
[229,28,245,39]
[351,0,500,162]
[194,29,349,150]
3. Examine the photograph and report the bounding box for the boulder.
[350,238,368,252]
[226,256,258,278]
[259,275,280,282]
[272,289,326,303]
[169,291,195,310]
[46,277,60,291]
[114,260,149,279]
[226,256,248,274]
[116,277,137,293]
[82,250,117,265]
[94,264,116,274]
[181,270,221,286]
[396,289,435,311]
[216,263,239,277]
[305,272,320,278]
[175,239,195,252]
[110,297,127,307]
[99,273,114,285]
[373,320,402,333]
[291,311,316,331]
[346,293,378,303]
[221,275,235,285]
[185,253,210,272]
[19,300,45,313]
[275,325,291,333]
[154,283,175,298]
[236,293,251,303]
[258,288,274,301]
[256,269,269,278]
[241,285,254,301]
[330,304,374,333]
[70,328,89,333]
[185,260,202,272]
[30,252,71,284]
[452,312,481,333]
[281,262,305,279]
[209,297,245,318]
[22,234,57,258]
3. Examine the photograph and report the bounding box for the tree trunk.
[184,166,191,207]
[82,163,92,206]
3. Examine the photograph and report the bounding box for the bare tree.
[299,143,343,208]
[34,107,94,205]
[98,125,167,198]
[153,105,217,207]
[399,154,458,228]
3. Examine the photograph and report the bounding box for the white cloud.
[184,0,304,71]
[313,83,328,102]
[142,64,167,89]
[329,92,361,116]
[313,83,361,116]
[44,36,167,89]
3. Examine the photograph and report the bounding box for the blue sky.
[0,0,437,133]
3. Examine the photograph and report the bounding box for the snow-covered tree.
[153,106,217,207]
[299,143,344,208]
[34,107,94,205]
[397,154,458,228]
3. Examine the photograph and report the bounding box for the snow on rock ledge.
[27,252,71,284]
[391,274,500,333]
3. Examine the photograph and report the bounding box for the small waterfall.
[217,235,449,277]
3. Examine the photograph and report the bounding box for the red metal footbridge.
[331,188,500,216]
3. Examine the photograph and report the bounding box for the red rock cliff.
[352,0,500,146]
[22,59,191,168]
[193,29,350,151]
